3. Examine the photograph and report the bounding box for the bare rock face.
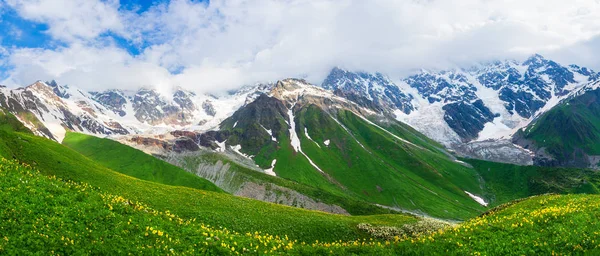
[164,151,349,215]
[452,139,534,165]
[235,182,349,215]
[202,100,216,117]
[132,89,187,126]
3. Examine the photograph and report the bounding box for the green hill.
[0,156,418,255]
[62,132,223,193]
[466,158,600,206]
[394,194,600,255]
[3,158,597,255]
[0,122,416,243]
[517,87,600,167]
[218,95,488,220]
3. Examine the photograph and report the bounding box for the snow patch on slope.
[264,159,277,176]
[304,127,321,148]
[287,105,324,173]
[230,144,252,159]
[465,191,488,206]
[288,105,301,152]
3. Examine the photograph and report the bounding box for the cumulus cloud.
[5,0,123,42]
[2,0,600,94]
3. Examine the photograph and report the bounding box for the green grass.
[62,132,223,193]
[217,98,488,220]
[393,194,600,255]
[521,87,600,165]
[465,158,600,207]
[275,106,486,220]
[0,128,417,243]
[3,158,598,254]
[172,151,396,216]
[0,157,412,255]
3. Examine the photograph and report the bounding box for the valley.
[1,54,599,254]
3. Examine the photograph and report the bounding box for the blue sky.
[0,0,177,55]
[0,0,599,93]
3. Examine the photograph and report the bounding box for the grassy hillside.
[62,132,223,193]
[0,128,418,242]
[64,131,395,215]
[0,157,417,255]
[220,99,488,220]
[170,151,396,215]
[519,87,600,166]
[394,194,600,255]
[3,159,596,255]
[466,158,600,206]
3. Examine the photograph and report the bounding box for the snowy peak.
[270,78,376,118]
[0,80,274,142]
[321,67,414,115]
[321,55,598,149]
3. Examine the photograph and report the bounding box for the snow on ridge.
[288,105,302,152]
[300,151,324,173]
[287,104,324,173]
[264,159,277,176]
[330,115,367,150]
[353,110,424,150]
[230,144,252,159]
[216,140,227,152]
[304,127,321,148]
[260,124,277,142]
[465,191,488,206]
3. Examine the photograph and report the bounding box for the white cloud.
[2,0,600,94]
[5,0,124,42]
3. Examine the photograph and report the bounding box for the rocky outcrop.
[165,151,349,215]
[442,100,496,141]
[322,67,414,115]
[235,182,348,215]
[452,139,534,165]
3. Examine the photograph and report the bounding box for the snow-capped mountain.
[1,53,597,166]
[0,80,271,142]
[321,67,414,115]
[321,55,598,148]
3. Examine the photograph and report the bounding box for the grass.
[170,151,396,215]
[0,157,413,255]
[0,128,418,243]
[3,159,596,255]
[62,132,223,193]
[393,194,600,255]
[521,87,600,165]
[465,158,600,207]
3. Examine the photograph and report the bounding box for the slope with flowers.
[2,157,599,255]
[394,194,600,255]
[0,110,419,244]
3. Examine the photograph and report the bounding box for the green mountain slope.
[64,131,396,215]
[394,194,600,255]
[217,90,487,220]
[0,156,418,255]
[516,86,600,167]
[3,158,597,255]
[0,126,416,243]
[465,158,600,206]
[62,132,223,193]
[168,150,395,215]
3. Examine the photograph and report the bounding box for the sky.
[0,0,600,95]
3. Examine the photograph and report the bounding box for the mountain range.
[0,54,597,167]
[3,53,600,254]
